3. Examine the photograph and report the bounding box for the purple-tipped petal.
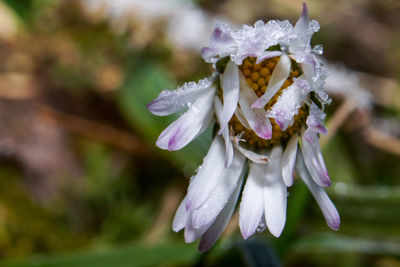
[214,97,234,167]
[156,88,215,151]
[202,23,236,63]
[304,102,328,144]
[172,196,189,232]
[192,151,245,229]
[198,176,243,252]
[238,73,272,139]
[282,134,299,187]
[252,54,291,109]
[301,127,331,187]
[264,146,287,237]
[147,78,214,116]
[294,3,309,34]
[186,136,226,211]
[218,61,240,134]
[239,162,265,239]
[295,151,340,230]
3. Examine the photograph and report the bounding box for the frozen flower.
[147,3,340,252]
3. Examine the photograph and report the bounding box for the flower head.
[147,3,339,252]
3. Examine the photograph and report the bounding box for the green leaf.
[0,242,198,267]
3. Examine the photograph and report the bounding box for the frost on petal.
[214,97,234,167]
[156,88,215,151]
[186,136,226,211]
[199,175,243,252]
[304,102,327,145]
[238,73,272,140]
[290,3,320,57]
[252,54,291,109]
[301,127,331,187]
[295,151,340,230]
[281,133,299,187]
[239,162,265,239]
[267,79,306,131]
[264,146,287,237]
[218,60,240,134]
[192,151,245,229]
[147,78,214,116]
[202,22,236,63]
[233,142,269,164]
[301,54,330,104]
[172,196,189,232]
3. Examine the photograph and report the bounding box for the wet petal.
[214,97,234,167]
[238,73,272,139]
[301,127,331,187]
[192,151,245,228]
[282,133,299,187]
[295,151,340,230]
[198,176,243,252]
[172,196,189,232]
[252,54,291,109]
[156,88,215,151]
[147,78,214,116]
[264,146,287,237]
[218,61,240,134]
[186,136,226,211]
[304,102,328,144]
[239,162,265,239]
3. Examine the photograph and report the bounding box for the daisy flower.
[147,3,340,252]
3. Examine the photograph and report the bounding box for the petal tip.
[328,217,340,231]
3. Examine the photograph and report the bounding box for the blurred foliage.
[0,0,398,267]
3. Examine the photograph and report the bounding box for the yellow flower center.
[229,57,308,148]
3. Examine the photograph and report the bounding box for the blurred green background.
[0,0,399,266]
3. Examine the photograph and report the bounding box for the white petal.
[238,73,272,139]
[282,134,299,187]
[295,151,340,231]
[198,175,243,252]
[301,127,331,187]
[235,107,251,129]
[156,88,215,151]
[239,162,265,239]
[218,61,240,134]
[186,136,226,211]
[214,97,234,168]
[252,54,291,109]
[147,78,214,116]
[184,212,210,243]
[234,142,269,164]
[172,196,189,232]
[264,146,287,237]
[256,51,283,64]
[192,151,245,229]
